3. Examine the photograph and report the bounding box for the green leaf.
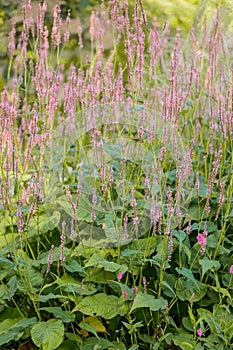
[57,340,78,350]
[79,321,99,338]
[57,196,92,221]
[224,319,233,340]
[182,317,194,332]
[85,253,127,273]
[138,333,156,345]
[187,205,207,221]
[199,258,220,278]
[109,341,126,350]
[130,292,167,313]
[28,211,60,235]
[0,317,37,346]
[64,259,84,273]
[57,275,96,296]
[128,236,157,259]
[162,281,175,297]
[173,331,194,349]
[31,319,64,350]
[175,267,198,287]
[211,287,231,300]
[103,142,122,159]
[0,307,21,321]
[82,316,107,333]
[6,275,17,298]
[0,254,15,269]
[175,279,207,302]
[72,293,127,319]
[80,337,114,350]
[39,307,75,323]
[17,265,43,291]
[197,308,222,333]
[64,332,82,344]
[198,183,208,197]
[39,293,65,303]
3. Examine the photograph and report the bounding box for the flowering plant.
[0,1,232,349]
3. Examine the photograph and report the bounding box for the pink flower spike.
[230,265,233,274]
[122,289,128,298]
[117,272,123,280]
[197,233,206,247]
[197,328,203,337]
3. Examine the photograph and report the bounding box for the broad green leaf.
[182,317,194,332]
[206,234,219,248]
[0,307,21,321]
[0,214,11,235]
[187,205,207,221]
[103,142,122,159]
[28,211,60,235]
[198,183,208,197]
[79,321,99,338]
[199,258,220,278]
[82,316,107,333]
[65,332,82,343]
[87,268,118,284]
[182,245,191,262]
[57,340,78,350]
[107,281,133,297]
[56,196,92,221]
[39,307,75,323]
[176,267,198,287]
[84,253,127,273]
[0,318,21,335]
[0,285,11,301]
[72,293,127,319]
[0,255,15,269]
[0,233,19,249]
[224,319,233,340]
[109,341,126,350]
[7,275,17,298]
[64,259,84,273]
[17,266,43,291]
[121,249,138,257]
[173,332,194,349]
[0,317,37,346]
[176,279,207,302]
[138,333,156,345]
[57,275,96,295]
[197,309,222,333]
[80,337,114,350]
[39,293,65,303]
[128,236,157,259]
[162,280,175,297]
[211,287,232,300]
[31,319,64,350]
[130,292,167,313]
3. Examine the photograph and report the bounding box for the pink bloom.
[230,265,233,274]
[59,221,66,263]
[122,289,128,298]
[117,272,123,280]
[123,214,129,241]
[197,328,203,337]
[197,233,206,246]
[46,244,55,273]
[143,276,147,293]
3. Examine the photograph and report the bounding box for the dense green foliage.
[0,1,232,349]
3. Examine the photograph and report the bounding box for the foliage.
[0,0,232,349]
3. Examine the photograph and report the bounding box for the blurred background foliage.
[0,0,232,87]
